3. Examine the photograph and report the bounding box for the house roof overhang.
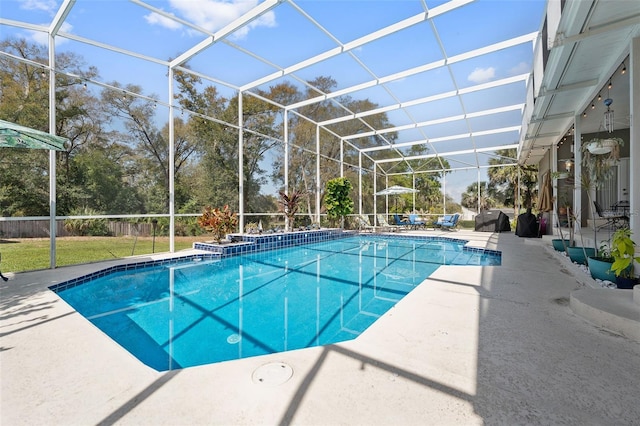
[520,0,640,166]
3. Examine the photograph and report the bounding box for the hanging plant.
[581,137,623,188]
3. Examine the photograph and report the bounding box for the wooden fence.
[0,220,153,238]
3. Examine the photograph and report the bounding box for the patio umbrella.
[0,119,68,151]
[375,185,418,212]
[539,171,553,212]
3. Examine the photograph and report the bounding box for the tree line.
[1,37,536,233]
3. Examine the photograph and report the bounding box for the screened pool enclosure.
[2,0,636,269]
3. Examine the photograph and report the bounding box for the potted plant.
[278,190,307,232]
[552,188,571,251]
[324,177,354,228]
[609,227,640,289]
[579,140,621,266]
[566,244,596,266]
[197,205,238,243]
[581,137,623,184]
[587,240,615,282]
[551,170,569,180]
[584,137,623,156]
[563,195,596,265]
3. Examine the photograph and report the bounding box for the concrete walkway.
[1,231,639,425]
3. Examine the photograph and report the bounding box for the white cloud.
[144,12,183,30]
[467,67,495,84]
[30,21,73,46]
[509,61,530,75]
[20,0,57,13]
[156,0,276,39]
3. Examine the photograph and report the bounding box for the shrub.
[197,205,238,243]
[278,190,308,231]
[324,177,353,226]
[64,208,110,236]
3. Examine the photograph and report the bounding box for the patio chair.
[376,214,402,232]
[355,214,375,232]
[433,214,452,228]
[433,213,460,230]
[393,214,410,228]
[593,201,628,230]
[408,214,426,229]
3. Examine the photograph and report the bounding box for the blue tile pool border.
[49,229,500,294]
[194,228,353,256]
[48,253,222,293]
[352,233,502,258]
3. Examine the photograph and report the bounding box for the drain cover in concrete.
[252,362,293,385]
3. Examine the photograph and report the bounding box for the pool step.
[450,250,500,266]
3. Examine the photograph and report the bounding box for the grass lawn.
[0,236,204,273]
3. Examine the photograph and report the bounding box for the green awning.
[0,119,68,151]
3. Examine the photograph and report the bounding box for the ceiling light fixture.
[591,103,595,110]
[564,159,573,173]
[608,80,612,89]
[582,111,587,118]
[597,93,602,101]
[621,62,626,75]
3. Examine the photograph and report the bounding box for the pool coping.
[2,230,639,425]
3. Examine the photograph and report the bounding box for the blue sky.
[1,0,547,203]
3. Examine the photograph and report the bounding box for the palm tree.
[461,182,495,211]
[488,148,538,214]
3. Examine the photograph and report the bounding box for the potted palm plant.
[609,228,640,289]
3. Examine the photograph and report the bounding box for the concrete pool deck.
[1,230,639,425]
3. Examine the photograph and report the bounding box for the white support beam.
[238,92,245,234]
[374,144,519,164]
[170,0,282,68]
[288,55,528,113]
[360,125,521,152]
[168,68,175,252]
[358,152,362,215]
[315,126,321,224]
[48,33,57,269]
[58,32,170,66]
[241,10,431,92]
[49,0,75,35]
[341,83,526,140]
[629,36,640,244]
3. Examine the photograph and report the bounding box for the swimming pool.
[53,235,500,371]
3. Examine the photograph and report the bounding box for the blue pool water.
[55,235,500,371]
